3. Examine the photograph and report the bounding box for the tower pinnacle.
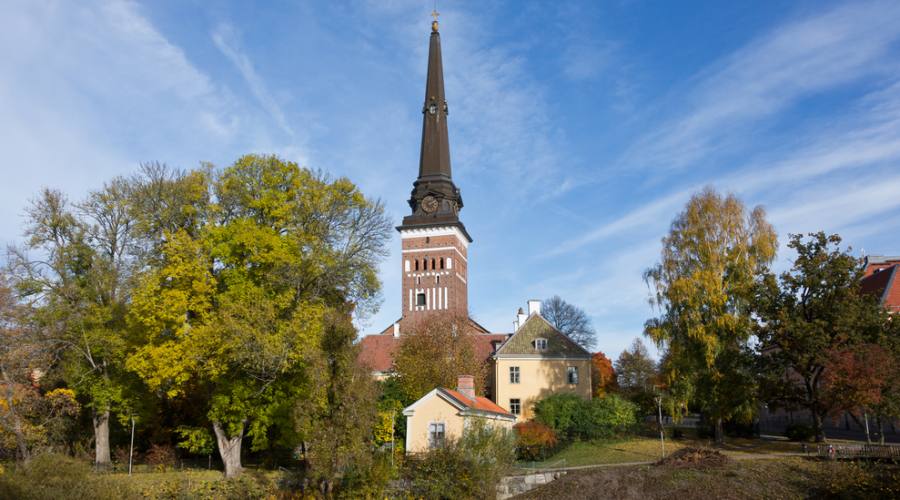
[400,15,470,241]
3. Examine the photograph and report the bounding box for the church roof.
[495,314,591,359]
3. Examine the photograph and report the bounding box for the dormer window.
[534,338,547,350]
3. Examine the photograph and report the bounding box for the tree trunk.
[863,412,871,444]
[93,409,112,468]
[714,417,724,445]
[812,412,826,443]
[213,421,244,478]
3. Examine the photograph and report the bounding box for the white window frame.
[567,366,579,385]
[535,338,548,350]
[509,366,520,384]
[510,398,521,416]
[428,421,446,448]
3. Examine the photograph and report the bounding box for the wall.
[493,358,592,421]
[405,393,466,454]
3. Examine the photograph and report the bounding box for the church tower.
[397,16,471,321]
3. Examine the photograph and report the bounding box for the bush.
[514,421,558,460]
[403,420,515,499]
[534,394,639,441]
[785,423,815,442]
[144,443,178,471]
[0,453,134,500]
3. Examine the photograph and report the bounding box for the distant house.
[403,375,515,454]
[492,301,593,421]
[861,255,900,313]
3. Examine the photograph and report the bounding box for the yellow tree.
[127,155,391,478]
[644,188,776,443]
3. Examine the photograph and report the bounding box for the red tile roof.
[357,334,400,372]
[442,388,514,417]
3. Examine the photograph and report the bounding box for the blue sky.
[3,1,900,359]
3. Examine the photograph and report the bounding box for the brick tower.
[397,15,471,321]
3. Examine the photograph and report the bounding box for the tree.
[755,232,892,442]
[393,314,486,402]
[590,352,618,398]
[644,188,777,443]
[293,310,379,496]
[541,296,596,350]
[820,344,895,443]
[614,339,657,414]
[127,155,391,478]
[12,182,143,467]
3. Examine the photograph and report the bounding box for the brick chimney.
[457,375,475,400]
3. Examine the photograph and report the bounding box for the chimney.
[392,322,400,338]
[527,299,541,316]
[457,375,475,400]
[516,307,527,330]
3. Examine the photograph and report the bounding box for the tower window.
[436,275,440,285]
[510,399,521,416]
[509,366,520,384]
[416,293,426,306]
[431,258,436,270]
[440,257,445,269]
[567,366,579,385]
[415,259,419,271]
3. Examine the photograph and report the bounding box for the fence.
[816,443,900,460]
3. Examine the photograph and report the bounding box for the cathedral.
[358,16,591,424]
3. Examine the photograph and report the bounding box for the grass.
[518,434,833,470]
[518,457,900,499]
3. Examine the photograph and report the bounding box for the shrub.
[534,393,639,441]
[0,453,134,500]
[785,423,815,442]
[514,421,558,460]
[403,420,515,499]
[144,443,178,470]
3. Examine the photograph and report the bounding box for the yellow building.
[491,301,593,421]
[403,375,516,454]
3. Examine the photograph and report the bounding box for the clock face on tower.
[421,195,439,214]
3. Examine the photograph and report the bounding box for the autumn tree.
[755,232,893,442]
[542,296,596,350]
[590,352,618,398]
[394,314,486,401]
[645,188,777,443]
[293,310,379,495]
[614,339,657,414]
[127,155,391,478]
[12,181,145,467]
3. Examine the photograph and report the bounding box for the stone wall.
[497,471,566,499]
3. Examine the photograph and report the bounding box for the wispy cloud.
[623,0,900,171]
[212,23,295,138]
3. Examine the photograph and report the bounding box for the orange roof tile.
[442,388,514,417]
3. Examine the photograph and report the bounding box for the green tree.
[614,339,657,413]
[127,155,390,478]
[755,232,891,442]
[13,181,143,467]
[644,188,777,443]
[293,310,379,496]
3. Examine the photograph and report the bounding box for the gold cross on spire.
[431,9,440,32]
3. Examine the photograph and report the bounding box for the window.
[440,257,445,269]
[415,259,419,271]
[416,293,426,306]
[509,366,520,384]
[436,275,440,285]
[510,399,521,416]
[567,366,579,385]
[534,338,548,350]
[447,257,453,270]
[431,258,436,270]
[429,422,445,448]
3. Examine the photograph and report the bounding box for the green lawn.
[517,435,817,470]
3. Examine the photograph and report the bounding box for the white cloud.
[212,23,296,138]
[623,0,900,171]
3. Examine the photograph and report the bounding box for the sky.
[3,0,900,360]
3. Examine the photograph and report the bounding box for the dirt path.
[516,451,809,474]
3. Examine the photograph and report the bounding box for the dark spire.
[400,14,470,241]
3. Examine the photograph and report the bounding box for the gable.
[495,314,590,358]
